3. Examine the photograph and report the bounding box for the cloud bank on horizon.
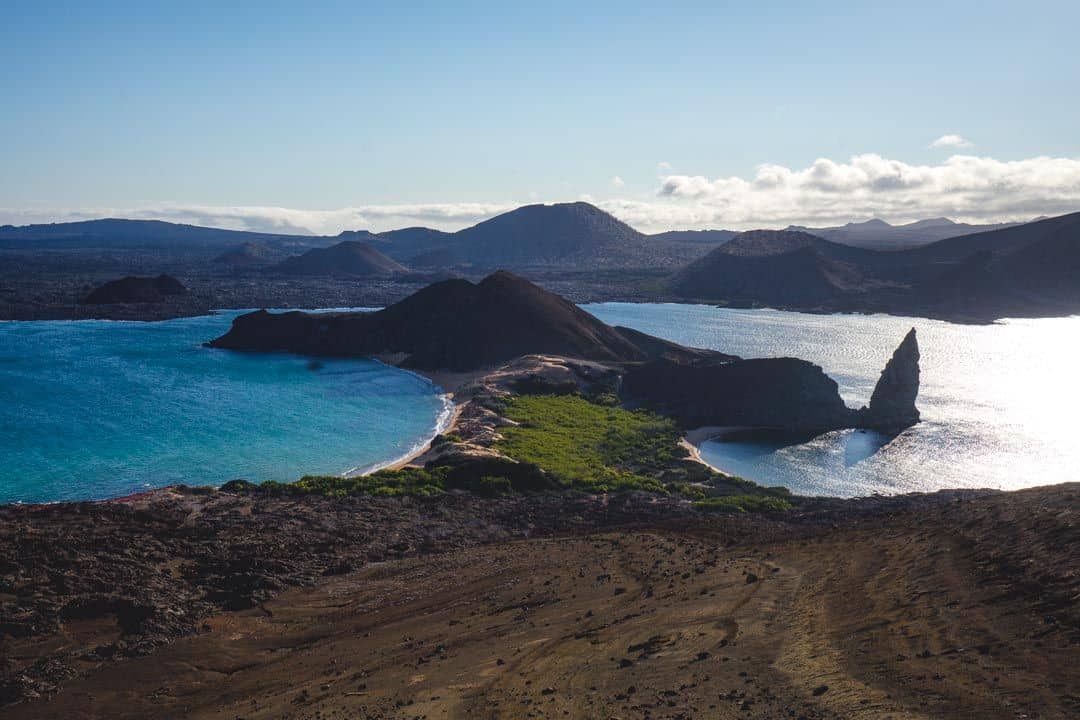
[4,151,1079,236]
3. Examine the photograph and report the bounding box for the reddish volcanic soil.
[1,484,1077,719]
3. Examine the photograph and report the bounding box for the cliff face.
[861,328,921,430]
[622,329,921,434]
[622,357,858,433]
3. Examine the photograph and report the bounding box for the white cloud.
[3,153,1079,235]
[656,161,672,172]
[931,134,973,148]
[611,175,625,188]
[640,153,1080,231]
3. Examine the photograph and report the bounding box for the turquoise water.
[0,311,451,504]
[5,304,1077,503]
[584,303,1080,497]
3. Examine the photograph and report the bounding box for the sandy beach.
[681,425,753,476]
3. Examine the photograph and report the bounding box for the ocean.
[0,311,451,504]
[4,304,1077,503]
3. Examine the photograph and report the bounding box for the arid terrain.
[2,483,1077,719]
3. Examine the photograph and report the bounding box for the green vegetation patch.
[222,467,448,498]
[494,394,684,493]
[693,494,793,514]
[221,393,794,511]
[221,461,533,499]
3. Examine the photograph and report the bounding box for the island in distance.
[3,202,1078,322]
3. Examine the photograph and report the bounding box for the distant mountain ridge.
[672,211,1080,321]
[0,205,735,270]
[2,207,1073,315]
[0,219,316,251]
[787,217,1021,251]
[371,202,731,269]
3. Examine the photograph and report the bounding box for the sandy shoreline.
[681,425,753,477]
[382,400,464,472]
[373,364,490,473]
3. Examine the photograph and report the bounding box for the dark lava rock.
[623,328,921,435]
[622,355,858,433]
[82,274,188,304]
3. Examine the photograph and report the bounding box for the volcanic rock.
[82,274,188,304]
[861,328,921,430]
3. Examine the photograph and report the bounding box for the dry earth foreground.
[1,483,1077,720]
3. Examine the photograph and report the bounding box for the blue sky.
[2,1,1079,233]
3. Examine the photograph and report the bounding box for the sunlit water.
[0,311,451,504]
[584,303,1080,497]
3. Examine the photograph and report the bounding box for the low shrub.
[693,494,793,514]
[495,394,683,493]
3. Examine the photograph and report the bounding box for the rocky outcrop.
[622,357,858,433]
[860,328,921,430]
[622,329,921,435]
[82,274,188,304]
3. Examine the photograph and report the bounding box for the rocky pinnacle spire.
[862,328,921,431]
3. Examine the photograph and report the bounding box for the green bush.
[664,481,707,500]
[226,467,450,498]
[693,494,793,514]
[470,475,514,497]
[510,376,580,396]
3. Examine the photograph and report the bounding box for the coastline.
[681,425,750,477]
[362,361,490,474]
[380,398,463,472]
